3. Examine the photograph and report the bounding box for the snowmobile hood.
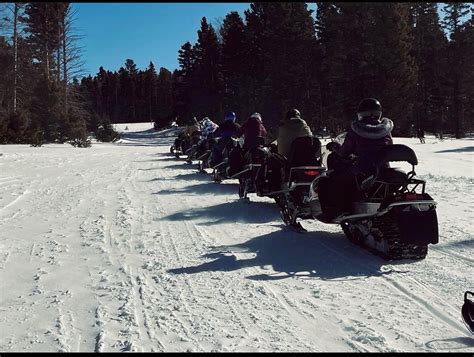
[351,117,393,140]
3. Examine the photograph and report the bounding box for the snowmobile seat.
[377,167,408,185]
[286,136,321,169]
[361,167,409,200]
[285,136,322,182]
[360,144,419,196]
[375,144,418,167]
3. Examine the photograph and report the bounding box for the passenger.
[318,98,394,220]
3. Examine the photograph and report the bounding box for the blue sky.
[73,3,317,77]
[72,3,458,78]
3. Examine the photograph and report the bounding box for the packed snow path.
[0,123,473,352]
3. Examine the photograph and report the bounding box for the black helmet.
[357,98,382,122]
[286,108,301,120]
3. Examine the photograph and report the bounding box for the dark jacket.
[277,117,313,159]
[336,117,394,174]
[214,120,240,141]
[236,117,267,149]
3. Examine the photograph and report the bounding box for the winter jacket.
[236,117,267,149]
[336,117,394,174]
[201,118,219,139]
[214,120,240,140]
[183,121,202,137]
[277,117,313,159]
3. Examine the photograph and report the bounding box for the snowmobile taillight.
[304,170,320,176]
[404,193,418,201]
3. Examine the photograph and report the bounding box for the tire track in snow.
[312,235,470,346]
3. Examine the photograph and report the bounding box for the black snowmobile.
[189,137,217,171]
[266,136,325,232]
[172,131,201,161]
[170,133,185,158]
[228,137,270,200]
[208,137,241,183]
[462,291,474,334]
[308,143,439,260]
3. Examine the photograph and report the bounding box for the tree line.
[0,2,117,146]
[1,3,473,145]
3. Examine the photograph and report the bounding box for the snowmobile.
[462,291,474,334]
[171,131,201,160]
[209,137,249,184]
[170,135,184,158]
[195,138,218,173]
[225,137,270,200]
[307,143,439,260]
[267,136,325,232]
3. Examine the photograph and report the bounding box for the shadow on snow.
[161,200,280,225]
[168,229,405,280]
[434,146,474,154]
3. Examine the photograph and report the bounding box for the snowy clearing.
[0,122,473,352]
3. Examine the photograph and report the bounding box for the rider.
[175,117,201,153]
[208,111,241,167]
[188,117,219,161]
[257,109,315,194]
[236,112,267,152]
[277,109,313,159]
[201,117,219,140]
[318,98,394,220]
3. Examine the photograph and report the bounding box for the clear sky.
[73,3,317,77]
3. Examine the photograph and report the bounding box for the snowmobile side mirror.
[462,291,474,334]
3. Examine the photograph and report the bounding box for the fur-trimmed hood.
[351,117,393,139]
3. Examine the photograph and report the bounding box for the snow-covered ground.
[0,122,472,352]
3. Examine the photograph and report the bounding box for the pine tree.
[22,3,62,81]
[144,61,157,123]
[410,3,449,134]
[315,2,346,132]
[362,3,418,135]
[29,74,62,143]
[156,67,173,127]
[459,12,473,133]
[242,3,318,131]
[192,17,223,121]
[220,11,246,121]
[442,3,471,137]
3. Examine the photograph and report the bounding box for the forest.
[0,3,473,146]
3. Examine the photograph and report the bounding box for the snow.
[0,122,473,352]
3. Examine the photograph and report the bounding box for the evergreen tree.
[22,3,62,81]
[144,61,157,122]
[442,3,471,137]
[372,3,418,135]
[174,41,197,122]
[411,3,449,134]
[459,12,474,133]
[243,3,318,131]
[220,11,246,120]
[28,74,62,143]
[315,2,346,132]
[156,67,173,127]
[192,17,223,121]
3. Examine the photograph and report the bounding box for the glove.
[326,142,341,152]
[347,154,357,162]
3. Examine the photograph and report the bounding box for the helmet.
[225,111,236,122]
[250,112,262,121]
[357,98,382,122]
[286,108,301,120]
